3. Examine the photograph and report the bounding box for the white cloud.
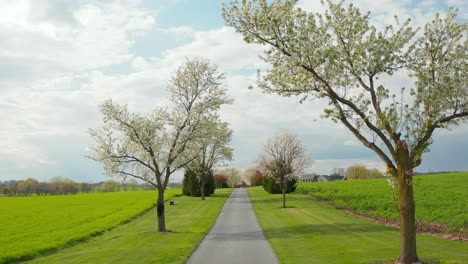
[299,0,466,33]
[0,0,156,171]
[297,1,327,13]
[158,27,267,72]
[313,159,386,175]
[159,26,195,38]
[0,0,155,83]
[1,0,466,182]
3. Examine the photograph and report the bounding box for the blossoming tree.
[223,0,467,262]
[88,58,232,232]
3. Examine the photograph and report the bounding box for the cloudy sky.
[1,0,466,183]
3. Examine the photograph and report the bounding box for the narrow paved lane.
[186,188,279,264]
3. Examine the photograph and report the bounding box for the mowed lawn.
[0,189,180,263]
[248,187,468,264]
[24,188,232,264]
[296,172,468,235]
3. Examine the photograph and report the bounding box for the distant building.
[319,175,347,182]
[300,174,347,183]
[300,174,319,183]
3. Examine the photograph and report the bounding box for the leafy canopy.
[88,58,232,189]
[223,0,467,171]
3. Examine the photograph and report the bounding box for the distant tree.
[346,164,369,180]
[64,178,79,194]
[121,179,128,191]
[10,183,18,196]
[206,171,215,194]
[128,179,138,191]
[188,120,233,200]
[251,170,264,186]
[79,183,92,193]
[18,178,39,196]
[346,164,383,179]
[88,58,232,232]
[213,174,229,188]
[331,168,346,177]
[223,1,467,261]
[101,180,120,192]
[182,170,195,196]
[369,168,384,178]
[182,168,215,197]
[1,186,10,196]
[49,176,65,195]
[37,182,49,196]
[262,176,297,194]
[243,166,257,186]
[220,168,242,187]
[49,176,78,195]
[258,132,312,208]
[142,183,154,190]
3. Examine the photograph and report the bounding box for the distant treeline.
[413,171,462,176]
[0,177,180,197]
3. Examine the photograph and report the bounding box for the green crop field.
[295,172,468,235]
[0,189,181,263]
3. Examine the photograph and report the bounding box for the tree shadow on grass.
[208,230,267,242]
[232,199,255,204]
[280,205,296,208]
[250,197,283,204]
[371,260,441,264]
[211,191,233,198]
[264,223,393,239]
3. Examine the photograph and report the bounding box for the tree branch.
[410,111,468,164]
[112,114,152,154]
[330,96,396,170]
[119,171,158,188]
[110,154,155,173]
[242,21,399,160]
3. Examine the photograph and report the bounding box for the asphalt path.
[186,188,279,264]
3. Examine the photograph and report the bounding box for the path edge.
[183,188,235,264]
[246,187,280,263]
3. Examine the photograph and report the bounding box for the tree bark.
[281,186,288,208]
[282,189,286,208]
[157,188,166,232]
[200,184,206,200]
[396,141,420,264]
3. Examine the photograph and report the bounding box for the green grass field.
[0,189,181,263]
[295,172,468,235]
[24,189,232,264]
[248,187,468,264]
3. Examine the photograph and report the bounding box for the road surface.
[186,188,279,264]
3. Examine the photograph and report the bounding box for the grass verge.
[23,188,232,264]
[248,187,468,264]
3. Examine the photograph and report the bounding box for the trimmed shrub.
[182,168,215,197]
[262,177,297,194]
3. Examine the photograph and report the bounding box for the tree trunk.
[282,190,286,208]
[396,141,419,264]
[200,183,205,200]
[157,188,166,232]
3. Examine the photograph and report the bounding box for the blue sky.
[0,0,466,183]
